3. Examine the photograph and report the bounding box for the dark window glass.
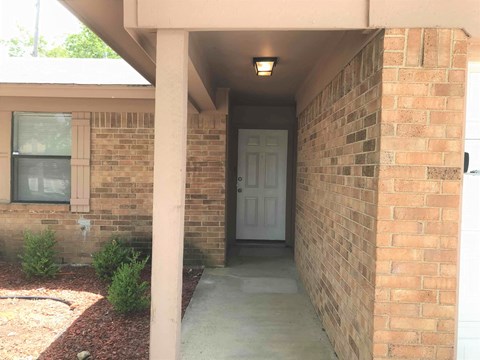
[12,112,71,203]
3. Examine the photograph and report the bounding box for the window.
[12,112,72,203]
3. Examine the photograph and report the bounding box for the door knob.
[237,188,243,193]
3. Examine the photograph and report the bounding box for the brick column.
[374,29,467,359]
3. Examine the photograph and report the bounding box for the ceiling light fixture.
[253,57,278,77]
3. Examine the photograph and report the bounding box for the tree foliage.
[63,26,120,59]
[1,26,49,57]
[107,256,150,314]
[20,228,59,278]
[1,25,120,59]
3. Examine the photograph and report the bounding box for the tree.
[63,25,119,59]
[1,26,49,57]
[1,25,120,59]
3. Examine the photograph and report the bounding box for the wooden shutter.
[0,112,11,203]
[70,112,91,212]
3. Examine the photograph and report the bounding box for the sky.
[0,0,82,45]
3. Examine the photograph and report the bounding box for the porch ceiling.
[59,0,374,108]
[61,0,480,111]
[190,30,365,106]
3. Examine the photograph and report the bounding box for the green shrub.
[107,256,150,314]
[92,238,133,281]
[20,229,59,278]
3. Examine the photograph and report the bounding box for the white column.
[150,30,189,360]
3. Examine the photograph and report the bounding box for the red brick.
[426,195,459,208]
[439,291,456,305]
[394,180,440,193]
[398,69,447,83]
[424,221,459,236]
[390,317,437,331]
[422,304,455,318]
[392,235,439,248]
[377,221,423,235]
[393,208,439,221]
[405,29,423,66]
[384,36,406,51]
[396,152,444,165]
[422,333,454,346]
[391,289,437,303]
[374,330,419,344]
[391,262,439,276]
[377,275,421,289]
[432,84,465,97]
[397,96,446,110]
[423,277,456,290]
[383,83,429,96]
[430,111,464,125]
[374,303,420,317]
[437,319,456,332]
[424,250,457,262]
[396,124,445,138]
[437,347,455,359]
[388,344,435,359]
[384,52,405,66]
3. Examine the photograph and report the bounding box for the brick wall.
[297,28,467,360]
[184,113,226,267]
[0,112,155,263]
[0,111,227,266]
[296,32,383,360]
[373,29,467,360]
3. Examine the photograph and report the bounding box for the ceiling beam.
[134,0,480,38]
[369,0,480,38]
[187,58,216,112]
[136,0,368,30]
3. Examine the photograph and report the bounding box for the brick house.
[1,1,480,359]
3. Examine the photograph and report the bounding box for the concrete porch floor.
[181,245,337,359]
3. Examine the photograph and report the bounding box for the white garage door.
[458,63,480,360]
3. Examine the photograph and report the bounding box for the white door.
[236,129,288,240]
[458,64,480,360]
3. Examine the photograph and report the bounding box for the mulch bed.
[0,264,202,360]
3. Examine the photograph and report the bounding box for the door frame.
[226,106,297,252]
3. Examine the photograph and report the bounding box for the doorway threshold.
[235,239,287,247]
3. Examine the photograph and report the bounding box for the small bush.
[107,256,150,314]
[20,229,59,278]
[92,238,133,281]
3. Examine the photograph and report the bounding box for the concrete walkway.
[181,246,337,360]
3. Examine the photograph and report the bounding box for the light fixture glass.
[253,57,278,77]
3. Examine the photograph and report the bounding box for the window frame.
[10,112,72,204]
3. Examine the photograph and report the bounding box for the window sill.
[0,202,70,213]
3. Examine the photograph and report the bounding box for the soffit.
[191,30,369,106]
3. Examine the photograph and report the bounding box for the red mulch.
[0,264,202,360]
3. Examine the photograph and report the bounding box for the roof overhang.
[60,0,217,113]
[59,0,480,113]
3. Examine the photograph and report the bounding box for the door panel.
[236,129,287,240]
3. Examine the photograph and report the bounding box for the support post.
[150,30,189,360]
